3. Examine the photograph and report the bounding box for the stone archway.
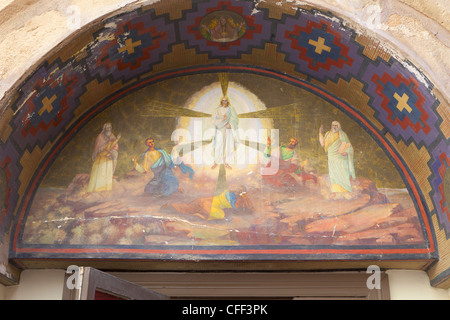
[0,0,448,288]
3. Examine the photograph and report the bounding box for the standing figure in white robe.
[319,121,355,199]
[211,96,239,169]
[87,123,120,192]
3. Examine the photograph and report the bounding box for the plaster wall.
[0,269,65,300]
[387,270,450,300]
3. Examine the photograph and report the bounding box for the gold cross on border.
[38,95,57,116]
[118,38,142,55]
[308,36,331,54]
[393,92,413,113]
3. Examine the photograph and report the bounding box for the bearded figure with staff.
[87,123,121,192]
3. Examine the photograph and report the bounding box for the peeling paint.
[13,90,36,116]
[401,60,433,89]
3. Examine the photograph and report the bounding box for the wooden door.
[62,266,168,300]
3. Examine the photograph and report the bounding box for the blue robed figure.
[133,138,194,197]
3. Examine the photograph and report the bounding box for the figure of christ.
[211,96,239,170]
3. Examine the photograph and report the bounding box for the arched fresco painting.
[21,73,427,255]
[3,0,448,286]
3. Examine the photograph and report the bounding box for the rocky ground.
[23,167,425,247]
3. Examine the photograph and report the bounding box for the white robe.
[213,105,239,164]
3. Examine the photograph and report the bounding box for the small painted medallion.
[199,10,247,42]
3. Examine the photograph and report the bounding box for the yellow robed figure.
[87,123,120,192]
